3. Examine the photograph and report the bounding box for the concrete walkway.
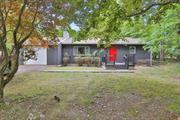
[17,65,47,74]
[17,65,134,74]
[44,69,134,73]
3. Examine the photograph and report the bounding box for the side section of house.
[24,47,47,65]
[21,44,62,65]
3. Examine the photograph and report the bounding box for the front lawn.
[0,63,180,120]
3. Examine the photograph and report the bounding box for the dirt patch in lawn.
[1,91,178,120]
[66,91,177,120]
[173,76,180,81]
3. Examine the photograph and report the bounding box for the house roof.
[23,35,145,46]
[60,37,145,45]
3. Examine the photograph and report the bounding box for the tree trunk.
[0,52,19,103]
[177,55,180,62]
[160,41,164,61]
[0,73,5,103]
[0,84,4,103]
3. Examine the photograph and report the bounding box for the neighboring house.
[21,33,152,66]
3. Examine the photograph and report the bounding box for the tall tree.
[0,0,77,103]
[77,0,180,41]
[143,5,180,60]
[76,0,180,59]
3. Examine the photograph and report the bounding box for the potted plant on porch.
[63,52,70,66]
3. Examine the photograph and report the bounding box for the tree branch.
[0,7,9,64]
[0,8,7,41]
[19,2,40,46]
[0,39,9,74]
[4,0,13,22]
[13,0,27,47]
[127,0,180,17]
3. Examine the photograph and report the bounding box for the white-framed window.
[129,46,136,54]
[73,46,90,56]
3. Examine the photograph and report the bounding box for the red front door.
[109,46,117,62]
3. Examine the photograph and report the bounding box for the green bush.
[74,56,84,66]
[84,57,92,66]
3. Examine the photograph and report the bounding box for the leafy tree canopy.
[75,0,179,41]
[73,0,179,58]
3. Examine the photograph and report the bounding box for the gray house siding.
[61,44,150,64]
[135,45,150,63]
[62,45,73,63]
[47,44,62,65]
[47,47,58,65]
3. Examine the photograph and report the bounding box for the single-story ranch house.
[21,34,152,66]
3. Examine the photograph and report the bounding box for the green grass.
[0,63,180,120]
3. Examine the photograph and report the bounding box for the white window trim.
[129,46,136,54]
[73,46,90,56]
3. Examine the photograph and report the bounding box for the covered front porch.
[61,44,136,69]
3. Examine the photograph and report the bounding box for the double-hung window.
[129,46,136,54]
[73,46,90,56]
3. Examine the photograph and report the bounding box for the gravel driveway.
[17,65,47,74]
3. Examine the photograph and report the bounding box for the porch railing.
[103,54,135,69]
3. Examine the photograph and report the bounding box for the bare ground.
[46,91,177,120]
[173,76,180,81]
[2,91,177,120]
